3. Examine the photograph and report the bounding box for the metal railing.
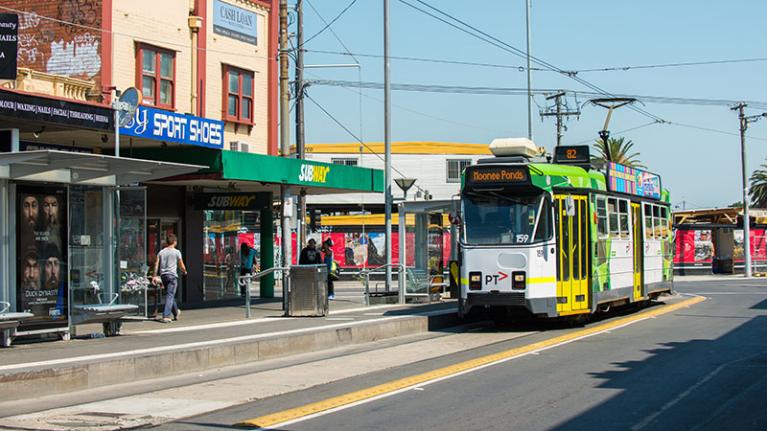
[356,263,404,306]
[238,267,288,318]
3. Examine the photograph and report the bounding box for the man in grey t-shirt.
[153,234,187,323]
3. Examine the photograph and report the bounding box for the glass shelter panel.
[118,188,148,316]
[69,186,109,309]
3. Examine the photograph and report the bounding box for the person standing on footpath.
[299,238,322,265]
[153,234,187,323]
[322,239,335,299]
[239,242,257,297]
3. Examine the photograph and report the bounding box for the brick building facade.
[0,0,277,154]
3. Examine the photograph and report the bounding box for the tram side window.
[596,196,608,238]
[619,199,630,240]
[660,206,669,239]
[644,204,655,239]
[608,198,620,239]
[652,205,662,238]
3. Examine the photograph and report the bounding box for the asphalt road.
[156,278,767,431]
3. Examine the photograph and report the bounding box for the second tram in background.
[457,138,673,322]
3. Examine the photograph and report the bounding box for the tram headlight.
[512,271,526,290]
[469,272,482,290]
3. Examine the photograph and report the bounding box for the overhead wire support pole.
[541,91,579,148]
[384,0,393,292]
[295,0,306,255]
[525,0,533,140]
[279,0,292,310]
[731,102,767,278]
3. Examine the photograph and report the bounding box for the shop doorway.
[148,218,182,301]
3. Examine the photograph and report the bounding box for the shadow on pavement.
[548,315,767,431]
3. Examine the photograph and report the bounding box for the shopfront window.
[203,210,260,301]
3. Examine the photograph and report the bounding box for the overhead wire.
[305,49,767,74]
[300,0,359,48]
[305,92,430,194]
[399,0,665,123]
[307,79,767,109]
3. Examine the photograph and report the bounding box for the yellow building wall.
[112,0,193,113]
[205,0,269,155]
[110,0,270,155]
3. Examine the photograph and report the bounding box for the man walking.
[153,234,187,323]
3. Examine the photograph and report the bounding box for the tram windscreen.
[463,191,551,245]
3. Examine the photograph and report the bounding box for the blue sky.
[296,0,767,209]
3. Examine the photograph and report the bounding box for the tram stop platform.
[0,280,460,409]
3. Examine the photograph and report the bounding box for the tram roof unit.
[465,139,670,204]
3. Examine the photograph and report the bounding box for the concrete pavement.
[0,280,460,404]
[151,277,767,431]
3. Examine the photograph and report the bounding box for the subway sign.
[193,193,269,210]
[466,166,529,185]
[298,163,331,184]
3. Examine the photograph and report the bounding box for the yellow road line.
[237,295,705,429]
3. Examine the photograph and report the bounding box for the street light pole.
[384,0,393,291]
[525,0,533,140]
[279,0,292,307]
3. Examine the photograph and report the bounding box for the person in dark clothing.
[239,242,257,296]
[299,238,322,265]
[322,239,335,299]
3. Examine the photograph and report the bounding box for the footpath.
[0,281,460,405]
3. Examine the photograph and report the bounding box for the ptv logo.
[485,271,508,285]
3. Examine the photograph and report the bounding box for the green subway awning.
[129,148,383,194]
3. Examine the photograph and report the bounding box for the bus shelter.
[397,199,458,303]
[0,150,201,340]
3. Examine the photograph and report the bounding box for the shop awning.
[131,148,384,194]
[0,150,204,186]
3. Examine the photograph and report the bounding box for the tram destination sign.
[607,162,662,200]
[553,145,590,166]
[466,166,529,185]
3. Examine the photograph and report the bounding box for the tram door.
[631,203,644,300]
[554,194,589,314]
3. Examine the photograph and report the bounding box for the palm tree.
[591,137,646,168]
[749,163,767,208]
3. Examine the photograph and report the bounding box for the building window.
[137,44,175,109]
[446,159,471,183]
[331,158,358,166]
[223,65,254,124]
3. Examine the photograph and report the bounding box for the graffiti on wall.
[2,0,103,87]
[47,32,100,78]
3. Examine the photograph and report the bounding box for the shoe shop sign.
[0,14,18,79]
[120,105,225,149]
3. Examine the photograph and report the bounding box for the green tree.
[749,163,767,208]
[591,137,646,168]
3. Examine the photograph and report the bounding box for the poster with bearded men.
[16,185,67,328]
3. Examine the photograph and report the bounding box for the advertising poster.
[673,229,695,264]
[16,185,68,329]
[733,229,766,263]
[694,230,713,264]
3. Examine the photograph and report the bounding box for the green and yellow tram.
[458,139,673,321]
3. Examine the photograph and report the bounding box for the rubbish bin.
[287,265,328,317]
